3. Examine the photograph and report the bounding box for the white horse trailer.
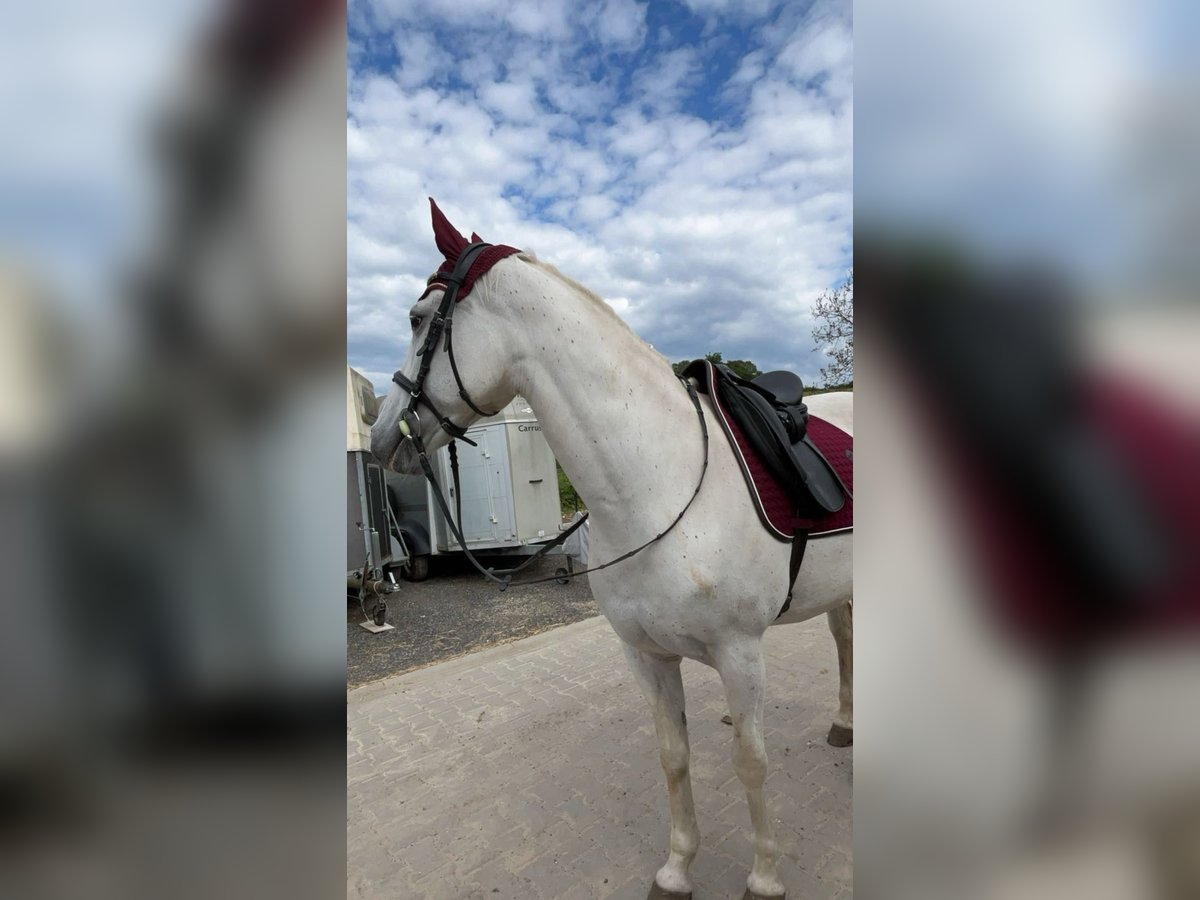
[347,366,404,626]
[384,395,564,559]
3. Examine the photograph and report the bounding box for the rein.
[391,243,711,590]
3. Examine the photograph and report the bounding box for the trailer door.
[445,425,516,546]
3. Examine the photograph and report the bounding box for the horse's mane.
[425,248,672,371]
[515,252,679,372]
[516,252,633,331]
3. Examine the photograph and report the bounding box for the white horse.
[371,225,852,900]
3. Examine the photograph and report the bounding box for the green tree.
[557,462,584,517]
[672,351,762,380]
[725,359,761,380]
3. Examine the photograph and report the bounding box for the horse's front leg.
[715,639,787,900]
[620,644,701,899]
[826,602,853,747]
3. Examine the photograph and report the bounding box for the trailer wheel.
[406,554,430,582]
[555,567,570,585]
[372,602,388,627]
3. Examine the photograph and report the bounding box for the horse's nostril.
[370,422,399,469]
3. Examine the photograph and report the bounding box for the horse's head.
[371,199,521,473]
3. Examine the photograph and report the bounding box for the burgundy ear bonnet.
[428,198,520,300]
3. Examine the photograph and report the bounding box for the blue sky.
[347,0,853,392]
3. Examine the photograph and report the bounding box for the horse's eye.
[410,315,422,332]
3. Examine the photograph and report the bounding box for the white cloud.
[592,0,649,49]
[726,47,768,88]
[779,13,852,100]
[505,0,572,41]
[392,30,441,89]
[348,0,853,387]
[678,0,780,20]
[632,46,703,114]
[478,79,542,124]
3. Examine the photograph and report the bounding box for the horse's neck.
[502,264,700,532]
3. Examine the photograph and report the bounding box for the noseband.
[392,241,497,446]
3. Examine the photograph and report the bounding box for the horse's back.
[806,390,853,437]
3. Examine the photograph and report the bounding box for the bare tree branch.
[812,271,853,386]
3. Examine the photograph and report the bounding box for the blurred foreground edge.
[2,2,347,899]
[856,237,1200,900]
[864,239,1199,651]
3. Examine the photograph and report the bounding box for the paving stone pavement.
[348,615,852,900]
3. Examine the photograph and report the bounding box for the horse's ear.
[470,232,483,243]
[429,197,467,260]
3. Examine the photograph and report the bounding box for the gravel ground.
[346,553,599,687]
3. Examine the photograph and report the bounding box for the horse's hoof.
[647,882,691,900]
[742,890,785,900]
[827,722,853,747]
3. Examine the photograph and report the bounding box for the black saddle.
[682,360,846,514]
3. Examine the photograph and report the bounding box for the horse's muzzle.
[388,439,423,475]
[370,417,403,472]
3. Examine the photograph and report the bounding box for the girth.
[682,360,851,619]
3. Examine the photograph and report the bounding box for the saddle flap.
[788,437,847,513]
[721,382,845,514]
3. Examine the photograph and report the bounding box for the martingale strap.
[447,439,463,537]
[408,379,709,590]
[778,531,808,618]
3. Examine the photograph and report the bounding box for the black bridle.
[393,241,497,446]
[391,242,710,589]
